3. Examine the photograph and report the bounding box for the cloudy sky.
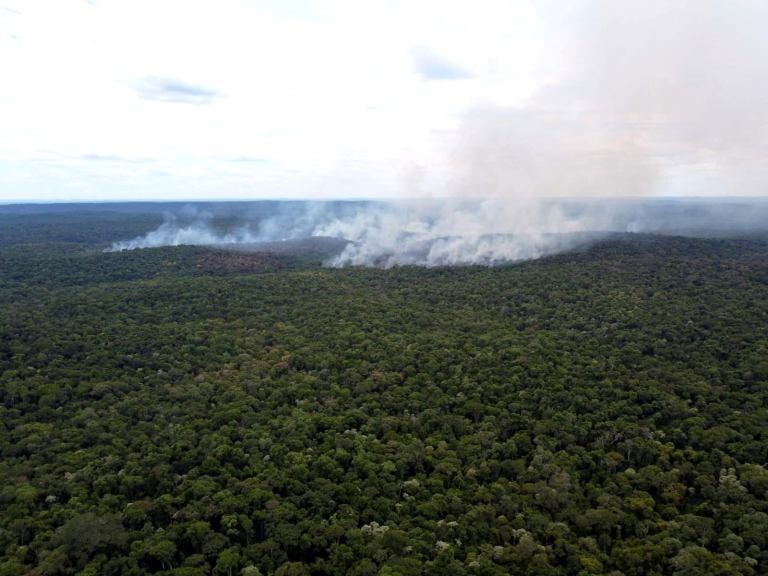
[1,0,767,201]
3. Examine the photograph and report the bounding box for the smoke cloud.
[314,199,602,267]
[107,196,768,266]
[108,198,610,266]
[531,0,768,193]
[110,217,255,251]
[110,1,768,266]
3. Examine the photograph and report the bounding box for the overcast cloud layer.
[1,0,768,201]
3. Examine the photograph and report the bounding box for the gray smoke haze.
[110,1,768,266]
[107,197,768,266]
[532,0,768,192]
[314,199,602,267]
[110,218,257,251]
[107,198,613,266]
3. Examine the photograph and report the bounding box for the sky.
[1,0,767,202]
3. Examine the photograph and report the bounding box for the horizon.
[3,195,768,207]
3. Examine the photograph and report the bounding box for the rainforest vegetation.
[1,208,768,575]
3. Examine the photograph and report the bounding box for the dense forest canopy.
[1,204,768,575]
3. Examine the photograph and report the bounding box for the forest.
[1,207,768,575]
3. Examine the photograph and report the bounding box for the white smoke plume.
[110,218,256,251]
[108,196,768,265]
[314,199,599,267]
[107,199,625,266]
[110,1,768,266]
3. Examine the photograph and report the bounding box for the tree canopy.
[1,213,767,575]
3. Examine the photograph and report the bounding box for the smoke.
[106,199,623,266]
[110,217,249,251]
[532,0,768,191]
[110,1,768,266]
[108,202,351,251]
[314,198,603,267]
[109,208,256,251]
[108,196,768,265]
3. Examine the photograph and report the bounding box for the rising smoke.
[108,198,613,266]
[110,1,768,266]
[109,196,768,267]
